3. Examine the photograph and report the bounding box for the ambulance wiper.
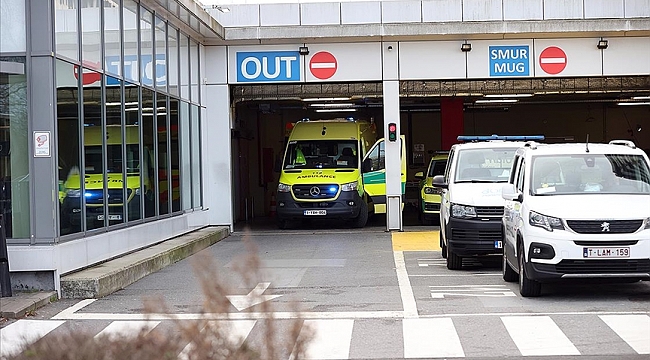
[456,179,499,183]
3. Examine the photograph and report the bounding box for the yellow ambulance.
[276,118,406,229]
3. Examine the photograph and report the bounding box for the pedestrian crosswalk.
[1,314,648,359]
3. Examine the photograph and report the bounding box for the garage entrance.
[229,76,650,227]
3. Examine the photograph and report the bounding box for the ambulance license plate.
[304,210,326,216]
[97,214,122,221]
[583,247,630,258]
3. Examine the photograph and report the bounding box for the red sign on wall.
[539,46,567,75]
[309,51,338,80]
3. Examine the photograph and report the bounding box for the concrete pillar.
[382,42,402,231]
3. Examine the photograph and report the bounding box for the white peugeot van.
[502,140,650,297]
[433,135,544,270]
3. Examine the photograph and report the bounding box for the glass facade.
[0,57,29,239]
[51,2,203,239]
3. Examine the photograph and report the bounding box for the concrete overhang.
[215,18,650,45]
[142,0,225,42]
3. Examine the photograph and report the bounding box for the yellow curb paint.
[392,231,441,251]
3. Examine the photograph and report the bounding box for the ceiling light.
[303,97,350,102]
[484,94,533,98]
[314,109,357,113]
[617,102,650,106]
[309,103,354,108]
[631,96,650,100]
[475,99,519,104]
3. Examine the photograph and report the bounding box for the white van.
[502,140,650,297]
[433,135,544,270]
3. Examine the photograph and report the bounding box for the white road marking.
[52,298,96,319]
[0,319,65,358]
[50,309,650,321]
[600,314,650,354]
[502,316,580,356]
[294,319,354,360]
[226,282,282,311]
[178,320,257,360]
[94,320,159,340]
[430,284,517,298]
[394,251,419,318]
[403,318,464,358]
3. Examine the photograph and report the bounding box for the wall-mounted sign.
[539,46,567,75]
[236,51,301,82]
[489,45,530,77]
[309,51,338,79]
[33,131,51,158]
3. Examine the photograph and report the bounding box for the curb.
[0,291,58,319]
[60,226,229,299]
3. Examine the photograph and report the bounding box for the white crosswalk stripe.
[0,319,65,359]
[502,316,580,356]
[403,318,464,358]
[94,320,160,340]
[600,314,650,355]
[2,314,649,359]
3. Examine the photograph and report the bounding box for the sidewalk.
[0,226,230,319]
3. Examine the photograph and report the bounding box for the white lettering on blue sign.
[237,51,300,82]
[489,45,529,77]
[105,54,166,86]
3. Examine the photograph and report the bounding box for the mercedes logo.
[309,186,321,196]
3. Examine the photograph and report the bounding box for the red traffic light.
[389,124,396,132]
[388,122,397,142]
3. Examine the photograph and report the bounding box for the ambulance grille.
[292,184,339,200]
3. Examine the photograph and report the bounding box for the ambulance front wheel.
[352,201,368,228]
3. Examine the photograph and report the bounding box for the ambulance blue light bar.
[457,134,545,142]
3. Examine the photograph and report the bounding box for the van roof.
[521,142,646,157]
[452,140,532,151]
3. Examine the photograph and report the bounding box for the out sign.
[237,51,300,82]
[489,45,530,77]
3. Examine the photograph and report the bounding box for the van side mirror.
[362,158,373,173]
[414,172,424,180]
[502,184,523,202]
[431,175,448,189]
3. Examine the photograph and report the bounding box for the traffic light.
[388,122,397,142]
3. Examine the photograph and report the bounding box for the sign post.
[0,214,12,297]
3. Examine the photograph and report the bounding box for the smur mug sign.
[489,45,530,77]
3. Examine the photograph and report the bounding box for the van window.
[284,140,358,170]
[455,148,517,183]
[531,154,650,195]
[428,160,447,177]
[443,149,455,183]
[365,141,385,172]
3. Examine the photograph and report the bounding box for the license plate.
[304,210,326,216]
[97,214,122,221]
[494,241,503,249]
[583,247,630,258]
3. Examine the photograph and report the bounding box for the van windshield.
[84,144,140,174]
[284,140,358,170]
[455,148,517,183]
[531,154,650,195]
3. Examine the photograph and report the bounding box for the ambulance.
[276,118,406,229]
[60,125,154,231]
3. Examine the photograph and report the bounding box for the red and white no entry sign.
[309,51,337,80]
[539,46,567,75]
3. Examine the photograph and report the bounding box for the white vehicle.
[433,135,544,270]
[502,140,650,297]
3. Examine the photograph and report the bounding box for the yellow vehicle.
[60,125,153,231]
[415,151,448,225]
[276,118,406,229]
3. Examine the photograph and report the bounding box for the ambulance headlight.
[66,189,81,198]
[277,183,291,193]
[341,182,358,191]
[529,211,565,232]
[135,188,141,196]
[423,186,435,195]
[451,204,476,218]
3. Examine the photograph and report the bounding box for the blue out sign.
[489,45,530,77]
[237,51,300,82]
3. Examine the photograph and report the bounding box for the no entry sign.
[309,51,338,79]
[539,46,567,75]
